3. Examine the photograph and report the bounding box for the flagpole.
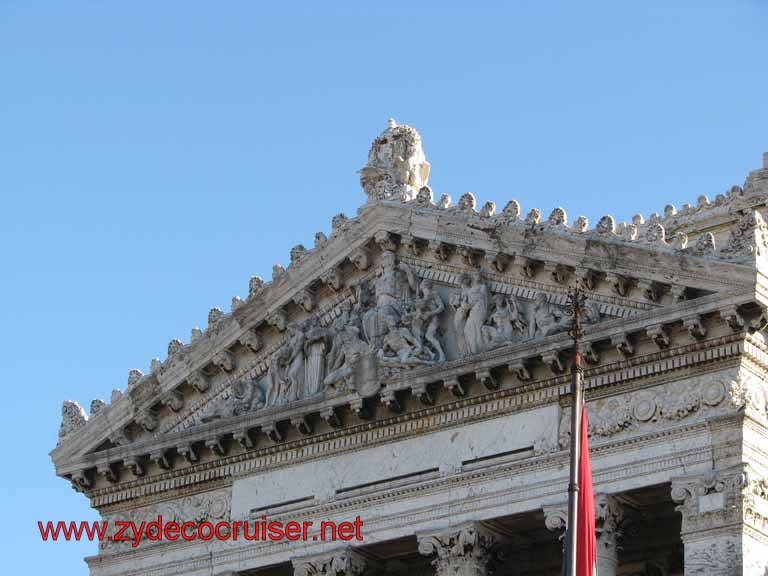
[565,284,585,576]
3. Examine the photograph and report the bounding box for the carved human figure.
[303,317,333,397]
[408,279,446,362]
[378,314,426,364]
[362,251,417,350]
[265,322,307,406]
[265,343,291,407]
[203,378,265,421]
[451,274,472,355]
[453,272,490,356]
[283,322,307,402]
[323,325,369,390]
[530,292,569,337]
[483,293,527,348]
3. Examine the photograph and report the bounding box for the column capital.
[542,495,625,576]
[671,466,750,537]
[417,523,504,576]
[672,465,768,574]
[292,549,366,576]
[542,504,568,534]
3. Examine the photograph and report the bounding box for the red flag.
[576,403,597,576]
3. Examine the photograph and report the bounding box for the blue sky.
[0,1,766,573]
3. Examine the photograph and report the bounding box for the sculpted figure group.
[251,252,603,410]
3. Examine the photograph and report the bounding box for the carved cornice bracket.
[542,350,567,375]
[411,382,434,405]
[320,407,342,428]
[400,233,426,256]
[321,268,344,292]
[263,422,284,443]
[476,369,498,391]
[350,247,371,270]
[204,436,226,456]
[637,279,662,302]
[720,305,746,332]
[349,398,371,420]
[607,273,633,297]
[380,389,403,413]
[123,456,144,477]
[71,470,91,490]
[268,309,288,332]
[485,251,510,272]
[508,359,532,381]
[161,389,184,413]
[97,462,118,483]
[291,415,313,435]
[177,442,198,463]
[430,240,453,262]
[519,257,541,279]
[683,315,707,339]
[150,449,171,470]
[212,350,236,373]
[647,324,671,349]
[611,333,635,358]
[374,230,399,252]
[293,289,316,312]
[238,328,263,353]
[233,428,256,450]
[460,246,484,268]
[135,408,159,432]
[187,371,210,394]
[671,285,688,302]
[576,267,597,290]
[443,376,465,397]
[545,262,572,285]
[583,342,600,365]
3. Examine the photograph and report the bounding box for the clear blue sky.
[1,2,766,573]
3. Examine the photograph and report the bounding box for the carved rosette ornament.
[417,524,502,576]
[293,550,366,576]
[558,376,755,449]
[359,119,431,202]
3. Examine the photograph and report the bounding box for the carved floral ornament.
[417,524,502,576]
[293,551,366,576]
[558,374,768,449]
[100,489,230,550]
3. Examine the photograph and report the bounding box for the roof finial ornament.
[359,119,431,203]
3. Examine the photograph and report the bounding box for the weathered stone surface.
[49,125,768,576]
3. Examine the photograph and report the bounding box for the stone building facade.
[52,121,768,575]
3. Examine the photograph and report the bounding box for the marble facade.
[51,123,768,575]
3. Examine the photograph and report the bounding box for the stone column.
[417,523,501,576]
[292,549,366,576]
[595,494,624,576]
[543,494,624,576]
[671,465,768,575]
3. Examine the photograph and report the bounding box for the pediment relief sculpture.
[53,121,768,459]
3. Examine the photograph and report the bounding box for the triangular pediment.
[51,122,768,493]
